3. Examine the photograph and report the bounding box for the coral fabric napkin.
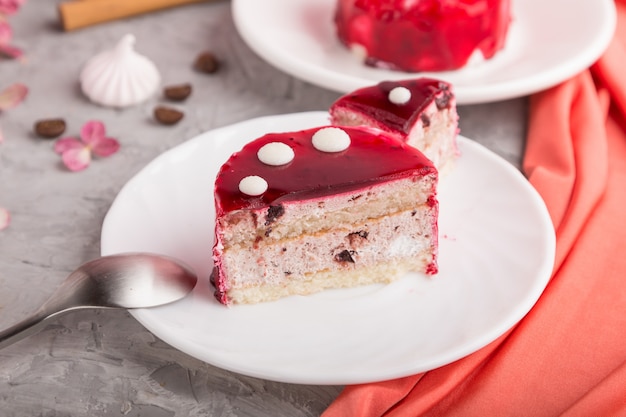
[323,2,626,416]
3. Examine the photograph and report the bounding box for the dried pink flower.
[0,0,25,16]
[0,206,9,231]
[0,82,27,110]
[54,120,120,171]
[0,82,27,143]
[0,20,22,59]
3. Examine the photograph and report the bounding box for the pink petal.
[0,82,28,111]
[92,137,120,157]
[0,21,13,44]
[80,120,105,146]
[54,137,83,154]
[61,147,91,172]
[0,125,4,144]
[0,206,9,231]
[0,0,25,15]
[0,44,23,59]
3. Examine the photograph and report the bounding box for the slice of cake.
[212,125,438,305]
[334,0,511,72]
[329,78,459,173]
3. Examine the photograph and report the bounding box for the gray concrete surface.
[0,1,528,416]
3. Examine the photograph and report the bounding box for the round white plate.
[232,0,615,104]
[101,112,555,385]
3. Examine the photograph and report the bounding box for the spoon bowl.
[0,253,198,349]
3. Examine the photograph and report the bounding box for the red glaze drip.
[330,78,452,134]
[214,126,435,214]
[335,0,511,72]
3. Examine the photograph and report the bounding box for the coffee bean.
[194,51,219,74]
[34,118,66,138]
[164,83,192,101]
[154,106,184,125]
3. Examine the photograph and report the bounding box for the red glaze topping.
[330,78,452,134]
[335,0,511,72]
[214,126,435,214]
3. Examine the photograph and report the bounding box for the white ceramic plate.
[101,112,555,385]
[232,0,615,104]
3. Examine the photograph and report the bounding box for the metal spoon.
[0,253,198,349]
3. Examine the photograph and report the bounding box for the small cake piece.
[329,78,459,173]
[334,0,511,72]
[212,126,439,305]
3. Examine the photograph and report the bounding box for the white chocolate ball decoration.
[239,175,268,196]
[312,127,351,153]
[257,142,295,166]
[388,86,411,105]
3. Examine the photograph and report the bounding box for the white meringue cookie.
[80,34,160,108]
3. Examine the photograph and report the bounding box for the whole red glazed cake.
[334,0,511,72]
[212,125,438,305]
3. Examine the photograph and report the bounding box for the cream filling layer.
[220,205,437,289]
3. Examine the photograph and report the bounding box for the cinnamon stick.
[58,0,214,31]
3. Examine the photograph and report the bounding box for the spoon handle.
[0,286,79,349]
[0,271,89,349]
[0,310,61,349]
